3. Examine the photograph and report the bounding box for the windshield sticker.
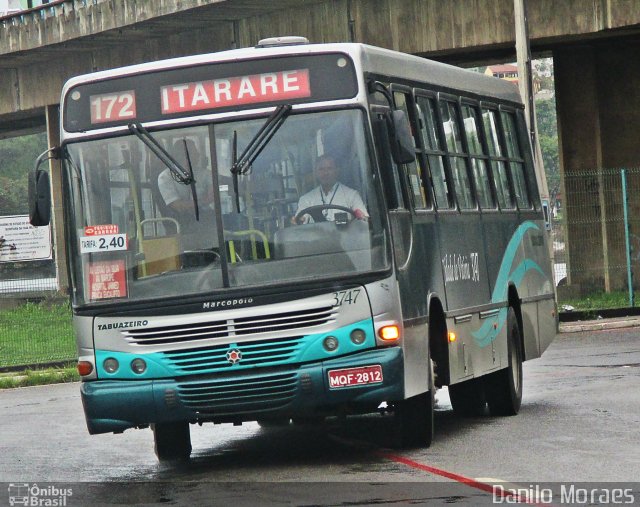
[80,233,128,254]
[89,260,127,300]
[160,69,310,115]
[84,224,119,236]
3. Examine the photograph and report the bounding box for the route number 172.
[332,288,361,306]
[90,91,137,124]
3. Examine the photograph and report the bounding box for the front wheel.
[393,359,435,448]
[152,422,192,461]
[485,307,523,416]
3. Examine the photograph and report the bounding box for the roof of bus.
[61,41,523,106]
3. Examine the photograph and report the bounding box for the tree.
[535,97,560,207]
[0,132,47,216]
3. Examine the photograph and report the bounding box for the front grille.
[177,372,297,415]
[123,305,336,346]
[162,336,304,373]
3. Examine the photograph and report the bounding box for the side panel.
[393,212,442,399]
[439,212,494,378]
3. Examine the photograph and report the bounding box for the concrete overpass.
[2,0,640,293]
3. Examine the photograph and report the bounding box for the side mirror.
[387,110,415,165]
[29,169,51,227]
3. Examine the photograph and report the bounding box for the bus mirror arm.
[386,110,416,165]
[29,147,59,227]
[367,81,415,165]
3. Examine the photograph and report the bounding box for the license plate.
[328,365,383,389]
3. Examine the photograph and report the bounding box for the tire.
[485,307,523,416]
[152,422,192,461]
[257,418,291,428]
[291,416,325,426]
[448,377,486,416]
[393,359,435,449]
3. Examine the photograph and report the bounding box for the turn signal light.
[77,361,93,376]
[448,332,457,343]
[378,325,400,341]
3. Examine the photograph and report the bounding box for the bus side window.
[440,100,475,210]
[416,95,452,209]
[501,110,531,209]
[482,108,515,210]
[461,104,495,209]
[392,91,428,210]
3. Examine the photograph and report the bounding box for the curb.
[560,318,640,333]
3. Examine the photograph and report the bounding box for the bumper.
[81,346,404,434]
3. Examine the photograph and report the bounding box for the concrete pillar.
[555,38,640,296]
[45,104,68,294]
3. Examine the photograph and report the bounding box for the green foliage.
[0,301,75,368]
[535,97,560,201]
[0,365,79,389]
[0,132,48,215]
[562,291,630,311]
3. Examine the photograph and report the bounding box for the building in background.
[485,64,519,84]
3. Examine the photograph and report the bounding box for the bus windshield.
[64,109,389,306]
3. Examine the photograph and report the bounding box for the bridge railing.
[0,0,104,25]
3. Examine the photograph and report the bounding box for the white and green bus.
[31,37,556,460]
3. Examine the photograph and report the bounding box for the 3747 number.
[332,288,361,306]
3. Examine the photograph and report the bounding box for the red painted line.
[378,451,546,506]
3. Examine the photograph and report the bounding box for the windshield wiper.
[182,138,200,221]
[231,104,292,176]
[229,104,292,212]
[128,122,193,184]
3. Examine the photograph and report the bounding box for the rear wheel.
[485,307,523,416]
[257,418,291,428]
[152,422,192,461]
[448,377,486,416]
[393,359,435,448]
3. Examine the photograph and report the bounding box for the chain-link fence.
[553,168,640,309]
[0,259,75,369]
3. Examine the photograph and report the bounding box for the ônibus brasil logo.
[8,483,73,506]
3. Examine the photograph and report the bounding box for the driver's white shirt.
[296,182,368,222]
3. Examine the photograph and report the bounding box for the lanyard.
[320,183,339,205]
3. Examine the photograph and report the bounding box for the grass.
[561,290,632,311]
[0,301,75,368]
[0,364,79,389]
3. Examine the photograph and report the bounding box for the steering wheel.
[294,204,355,224]
[182,249,221,267]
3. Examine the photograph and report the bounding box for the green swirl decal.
[471,221,546,348]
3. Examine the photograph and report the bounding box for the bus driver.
[294,155,368,224]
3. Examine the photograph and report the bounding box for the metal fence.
[0,259,75,369]
[553,168,640,308]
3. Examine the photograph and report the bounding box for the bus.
[30,37,556,460]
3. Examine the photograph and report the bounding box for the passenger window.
[501,112,530,208]
[441,101,474,210]
[393,92,428,209]
[462,105,495,209]
[440,101,464,154]
[482,109,514,209]
[416,96,452,209]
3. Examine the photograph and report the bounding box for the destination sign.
[160,69,310,115]
[63,53,358,132]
